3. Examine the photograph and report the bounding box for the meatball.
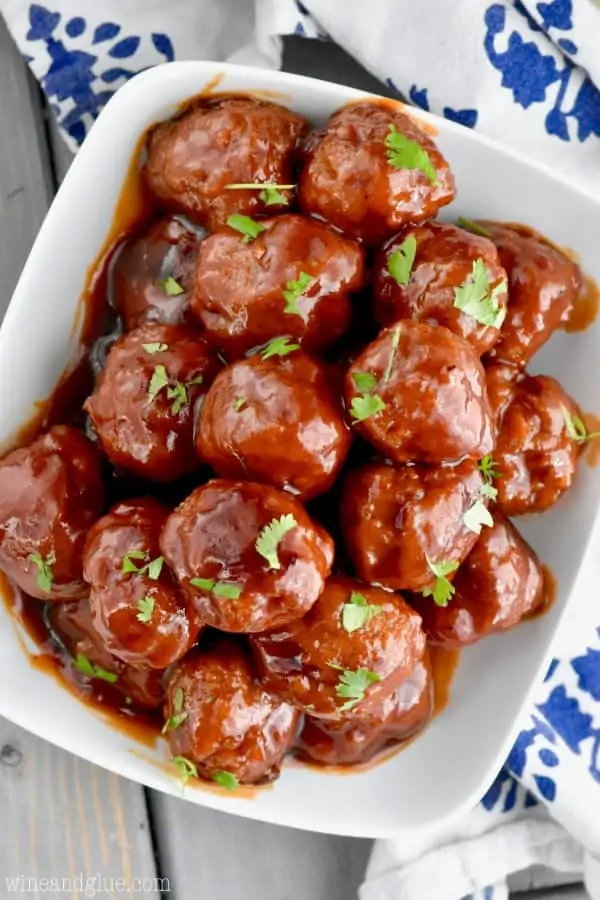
[483,222,582,367]
[341,461,486,592]
[298,101,455,245]
[0,426,105,601]
[112,215,203,330]
[251,575,425,719]
[413,514,546,646]
[372,221,508,356]
[296,652,433,766]
[485,362,520,433]
[164,639,300,785]
[494,373,582,515]
[160,479,334,632]
[48,597,164,710]
[191,215,364,358]
[83,499,201,669]
[144,97,308,230]
[85,323,220,482]
[195,350,351,500]
[344,322,494,464]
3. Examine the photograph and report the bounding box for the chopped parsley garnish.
[73,653,118,684]
[352,371,377,392]
[136,594,155,624]
[148,365,169,403]
[261,336,300,360]
[147,366,203,414]
[330,664,380,712]
[478,454,500,501]
[189,578,242,600]
[349,393,386,423]
[341,591,382,633]
[562,406,600,444]
[172,756,197,788]
[255,514,297,570]
[387,235,417,286]
[162,687,188,734]
[283,272,314,316]
[233,397,246,412]
[212,770,240,791]
[453,258,507,328]
[383,325,401,384]
[158,276,185,297]
[481,483,498,501]
[122,550,164,581]
[385,124,437,184]
[142,342,168,354]
[224,182,295,206]
[227,214,266,243]
[457,217,491,238]
[462,500,494,535]
[28,551,55,593]
[422,557,459,607]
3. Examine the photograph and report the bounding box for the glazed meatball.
[48,597,164,710]
[164,639,300,785]
[341,461,486,592]
[344,322,494,464]
[485,362,520,433]
[144,97,308,230]
[195,350,351,500]
[160,479,334,633]
[298,101,455,245]
[251,575,425,719]
[191,215,364,358]
[413,514,546,646]
[296,652,433,766]
[373,221,508,356]
[112,215,203,330]
[494,373,582,515]
[83,499,201,669]
[483,222,582,367]
[0,426,105,601]
[85,323,220,481]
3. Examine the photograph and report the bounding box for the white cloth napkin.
[2,1,600,897]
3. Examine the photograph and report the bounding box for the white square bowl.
[1,61,599,839]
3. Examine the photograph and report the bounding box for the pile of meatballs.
[0,95,588,789]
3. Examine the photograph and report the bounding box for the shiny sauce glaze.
[1,92,597,792]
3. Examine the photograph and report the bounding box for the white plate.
[1,61,599,839]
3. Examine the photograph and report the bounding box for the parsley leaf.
[350,394,386,423]
[159,276,185,297]
[189,578,242,600]
[227,214,266,243]
[172,756,197,788]
[387,235,417,286]
[146,556,164,580]
[330,664,380,712]
[383,325,401,384]
[457,217,491,238]
[224,183,295,206]
[422,557,459,607]
[352,371,377,392]
[148,364,169,403]
[385,124,437,184]
[453,259,507,328]
[261,336,300,360]
[73,653,118,684]
[481,482,498,501]
[162,687,188,734]
[142,342,168,354]
[122,551,163,581]
[148,366,203,414]
[189,577,215,591]
[562,406,600,444]
[166,382,189,415]
[479,454,500,482]
[212,770,240,791]
[283,272,314,316]
[462,500,493,535]
[255,514,297,570]
[341,591,382,633]
[233,397,246,412]
[28,550,56,593]
[136,595,155,624]
[122,548,147,574]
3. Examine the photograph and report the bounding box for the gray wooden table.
[0,21,588,900]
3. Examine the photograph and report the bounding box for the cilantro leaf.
[349,394,386,423]
[227,214,266,243]
[261,336,300,360]
[162,687,188,734]
[457,217,491,238]
[28,550,55,593]
[385,124,437,184]
[233,397,246,412]
[283,272,314,316]
[212,770,240,791]
[142,342,168,354]
[341,591,382,633]
[167,382,188,415]
[478,454,500,482]
[383,325,401,384]
[255,514,297,570]
[330,665,380,712]
[387,235,417,286]
[136,595,155,624]
[159,276,185,297]
[422,557,459,607]
[172,756,197,788]
[352,371,377,392]
[213,583,242,600]
[453,259,507,328]
[122,548,147,574]
[148,364,169,403]
[562,406,600,444]
[146,556,164,580]
[73,653,118,684]
[122,551,163,581]
[190,577,216,591]
[462,500,493,535]
[224,183,295,207]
